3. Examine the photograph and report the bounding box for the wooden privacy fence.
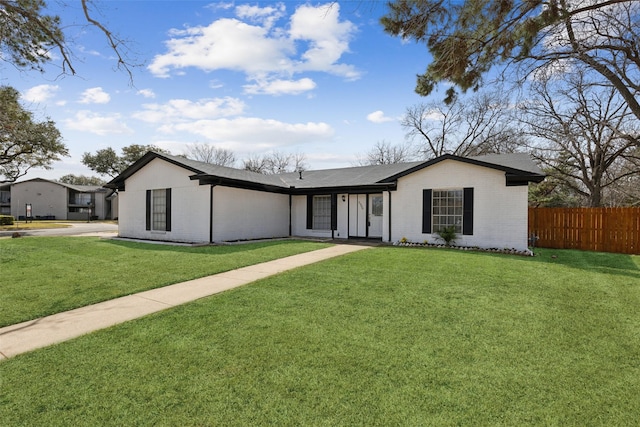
[528,207,640,255]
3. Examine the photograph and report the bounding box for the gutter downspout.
[387,189,392,243]
[288,194,292,237]
[209,185,214,244]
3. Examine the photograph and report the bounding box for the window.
[371,195,383,216]
[146,188,171,232]
[69,191,92,205]
[422,188,474,236]
[312,195,331,230]
[152,189,167,230]
[432,189,463,233]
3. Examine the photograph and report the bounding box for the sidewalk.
[0,244,370,360]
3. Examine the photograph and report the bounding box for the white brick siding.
[211,186,289,242]
[390,159,529,251]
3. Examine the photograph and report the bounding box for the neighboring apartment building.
[6,178,116,220]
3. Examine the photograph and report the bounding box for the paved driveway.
[0,222,118,238]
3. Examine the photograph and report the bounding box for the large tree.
[402,90,523,158]
[0,86,68,183]
[58,174,105,186]
[354,140,416,165]
[0,0,134,78]
[382,0,640,123]
[242,152,307,174]
[82,144,169,178]
[520,69,640,207]
[183,143,236,167]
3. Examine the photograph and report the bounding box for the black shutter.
[165,188,171,232]
[331,194,337,230]
[145,190,151,230]
[306,195,313,229]
[422,189,432,234]
[463,187,474,235]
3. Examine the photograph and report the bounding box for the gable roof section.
[106,151,545,192]
[278,161,424,192]
[106,152,290,192]
[378,153,545,186]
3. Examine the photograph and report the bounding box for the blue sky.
[2,1,434,180]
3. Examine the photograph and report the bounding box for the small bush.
[0,215,15,226]
[435,225,458,246]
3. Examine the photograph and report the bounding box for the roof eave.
[105,151,205,191]
[287,183,397,194]
[190,174,290,194]
[506,173,546,186]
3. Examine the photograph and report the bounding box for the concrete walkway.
[0,244,370,360]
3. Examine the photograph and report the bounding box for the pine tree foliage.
[382,0,640,122]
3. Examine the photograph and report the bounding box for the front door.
[348,193,383,238]
[368,194,383,238]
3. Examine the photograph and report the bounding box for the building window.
[423,188,473,236]
[152,189,167,231]
[70,192,92,205]
[312,195,331,230]
[146,188,171,232]
[432,189,463,233]
[371,195,383,216]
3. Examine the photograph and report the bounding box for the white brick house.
[106,152,544,251]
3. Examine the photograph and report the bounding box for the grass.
[0,237,330,327]
[1,246,639,425]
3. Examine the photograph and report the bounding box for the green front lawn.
[0,237,330,327]
[1,247,639,425]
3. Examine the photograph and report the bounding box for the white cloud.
[22,85,60,103]
[163,117,334,150]
[132,96,332,151]
[367,110,396,123]
[244,77,316,95]
[133,97,246,123]
[137,89,156,98]
[148,18,292,78]
[79,87,111,104]
[206,2,234,11]
[148,2,359,86]
[64,111,133,135]
[289,3,359,79]
[235,3,286,28]
[422,109,445,121]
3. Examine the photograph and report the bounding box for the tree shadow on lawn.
[528,247,640,280]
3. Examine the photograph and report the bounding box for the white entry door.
[348,194,383,238]
[349,194,367,237]
[368,194,383,238]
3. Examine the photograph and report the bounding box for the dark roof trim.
[105,152,205,190]
[287,184,397,195]
[506,173,545,186]
[378,154,545,184]
[189,174,290,194]
[190,175,397,195]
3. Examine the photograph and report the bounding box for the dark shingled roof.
[106,151,545,191]
[278,161,424,189]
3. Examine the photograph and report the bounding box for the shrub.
[435,225,458,246]
[0,215,15,226]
